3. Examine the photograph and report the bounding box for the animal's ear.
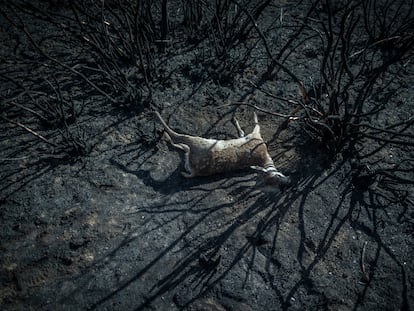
[272,173,291,186]
[250,166,266,174]
[253,112,259,124]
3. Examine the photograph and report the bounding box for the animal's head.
[251,166,291,191]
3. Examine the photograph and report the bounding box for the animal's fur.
[154,111,290,186]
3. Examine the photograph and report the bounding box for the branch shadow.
[58,121,411,311]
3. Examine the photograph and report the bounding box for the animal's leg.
[163,132,187,152]
[252,112,261,136]
[178,143,196,178]
[163,133,195,177]
[232,117,245,138]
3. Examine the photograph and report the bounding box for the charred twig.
[5,101,49,123]
[229,0,303,85]
[362,135,414,147]
[296,0,413,155]
[360,241,370,283]
[69,0,155,99]
[0,115,57,148]
[244,78,298,104]
[0,5,116,104]
[0,156,30,161]
[276,1,320,61]
[219,101,300,120]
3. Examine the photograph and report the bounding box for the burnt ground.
[0,1,413,310]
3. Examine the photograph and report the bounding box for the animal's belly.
[190,145,265,176]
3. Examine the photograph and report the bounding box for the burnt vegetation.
[1,0,413,214]
[0,1,412,148]
[2,0,412,198]
[0,1,414,310]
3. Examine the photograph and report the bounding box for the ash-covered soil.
[1,1,413,310]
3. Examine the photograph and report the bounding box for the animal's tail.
[153,111,179,137]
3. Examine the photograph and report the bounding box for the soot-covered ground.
[0,1,413,310]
